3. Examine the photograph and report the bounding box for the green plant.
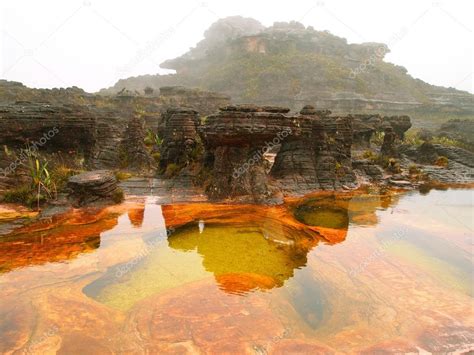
[111,188,125,203]
[144,130,162,147]
[115,171,133,181]
[404,131,423,146]
[335,162,345,177]
[51,165,77,191]
[431,136,466,149]
[151,152,161,163]
[164,163,181,178]
[362,150,376,160]
[2,185,33,205]
[27,155,56,210]
[371,131,384,146]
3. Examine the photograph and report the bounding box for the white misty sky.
[1,0,472,93]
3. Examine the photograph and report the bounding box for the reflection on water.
[0,188,473,353]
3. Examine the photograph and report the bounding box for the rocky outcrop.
[120,116,153,172]
[437,119,474,151]
[0,102,96,159]
[269,110,317,193]
[402,142,474,168]
[381,126,398,157]
[415,142,439,164]
[352,114,411,146]
[199,105,295,202]
[271,106,356,193]
[383,115,411,139]
[159,107,200,171]
[314,114,356,189]
[199,104,358,201]
[0,98,155,177]
[159,86,230,117]
[352,160,383,181]
[67,170,121,206]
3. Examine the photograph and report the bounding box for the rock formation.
[270,105,356,192]
[198,104,360,201]
[158,107,200,171]
[383,115,412,139]
[352,114,411,146]
[270,107,317,192]
[381,126,398,157]
[199,105,291,203]
[121,116,153,172]
[67,170,121,206]
[159,86,230,117]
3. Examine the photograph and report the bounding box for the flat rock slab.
[68,170,116,188]
[67,170,119,206]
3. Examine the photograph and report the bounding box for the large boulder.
[67,170,121,206]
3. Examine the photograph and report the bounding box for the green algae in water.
[84,223,307,310]
[85,244,209,311]
[169,223,307,283]
[295,206,349,229]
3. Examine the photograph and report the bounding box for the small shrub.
[362,150,376,160]
[404,131,423,146]
[144,130,162,147]
[2,185,32,205]
[164,163,180,178]
[115,171,132,181]
[431,136,465,149]
[111,188,125,204]
[335,162,345,177]
[371,131,384,146]
[151,152,161,163]
[435,156,449,167]
[51,165,77,190]
[189,145,203,161]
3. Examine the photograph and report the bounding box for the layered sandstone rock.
[351,114,411,146]
[0,99,154,184]
[67,170,120,206]
[121,116,153,172]
[270,106,356,193]
[383,115,412,139]
[199,104,358,201]
[381,126,398,157]
[199,105,293,202]
[158,107,200,171]
[159,86,231,117]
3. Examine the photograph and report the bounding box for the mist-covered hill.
[100,16,473,123]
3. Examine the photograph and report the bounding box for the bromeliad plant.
[26,152,57,210]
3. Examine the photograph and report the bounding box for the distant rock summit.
[101,16,473,120]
